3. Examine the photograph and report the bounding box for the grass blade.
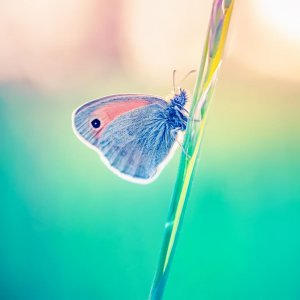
[148,1,235,299]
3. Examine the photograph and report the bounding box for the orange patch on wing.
[91,99,149,138]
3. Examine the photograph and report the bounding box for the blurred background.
[0,1,299,299]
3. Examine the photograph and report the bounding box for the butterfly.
[72,71,195,184]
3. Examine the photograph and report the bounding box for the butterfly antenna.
[173,69,177,93]
[178,70,197,87]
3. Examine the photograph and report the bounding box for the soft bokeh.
[0,1,299,299]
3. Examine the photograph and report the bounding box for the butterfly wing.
[73,94,163,144]
[73,94,176,183]
[98,103,177,182]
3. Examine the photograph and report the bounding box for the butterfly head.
[170,88,187,108]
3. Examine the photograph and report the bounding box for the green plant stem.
[148,1,235,299]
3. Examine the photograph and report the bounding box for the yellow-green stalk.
[149,1,235,299]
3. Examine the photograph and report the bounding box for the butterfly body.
[72,89,188,184]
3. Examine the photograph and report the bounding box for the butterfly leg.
[176,139,191,160]
[192,118,201,122]
[182,108,201,122]
[170,129,191,160]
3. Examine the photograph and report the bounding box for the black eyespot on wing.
[91,118,101,128]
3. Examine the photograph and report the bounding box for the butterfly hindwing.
[98,103,176,181]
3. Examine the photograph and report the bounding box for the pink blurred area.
[0,0,299,90]
[0,0,124,89]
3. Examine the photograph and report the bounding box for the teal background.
[1,71,300,299]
